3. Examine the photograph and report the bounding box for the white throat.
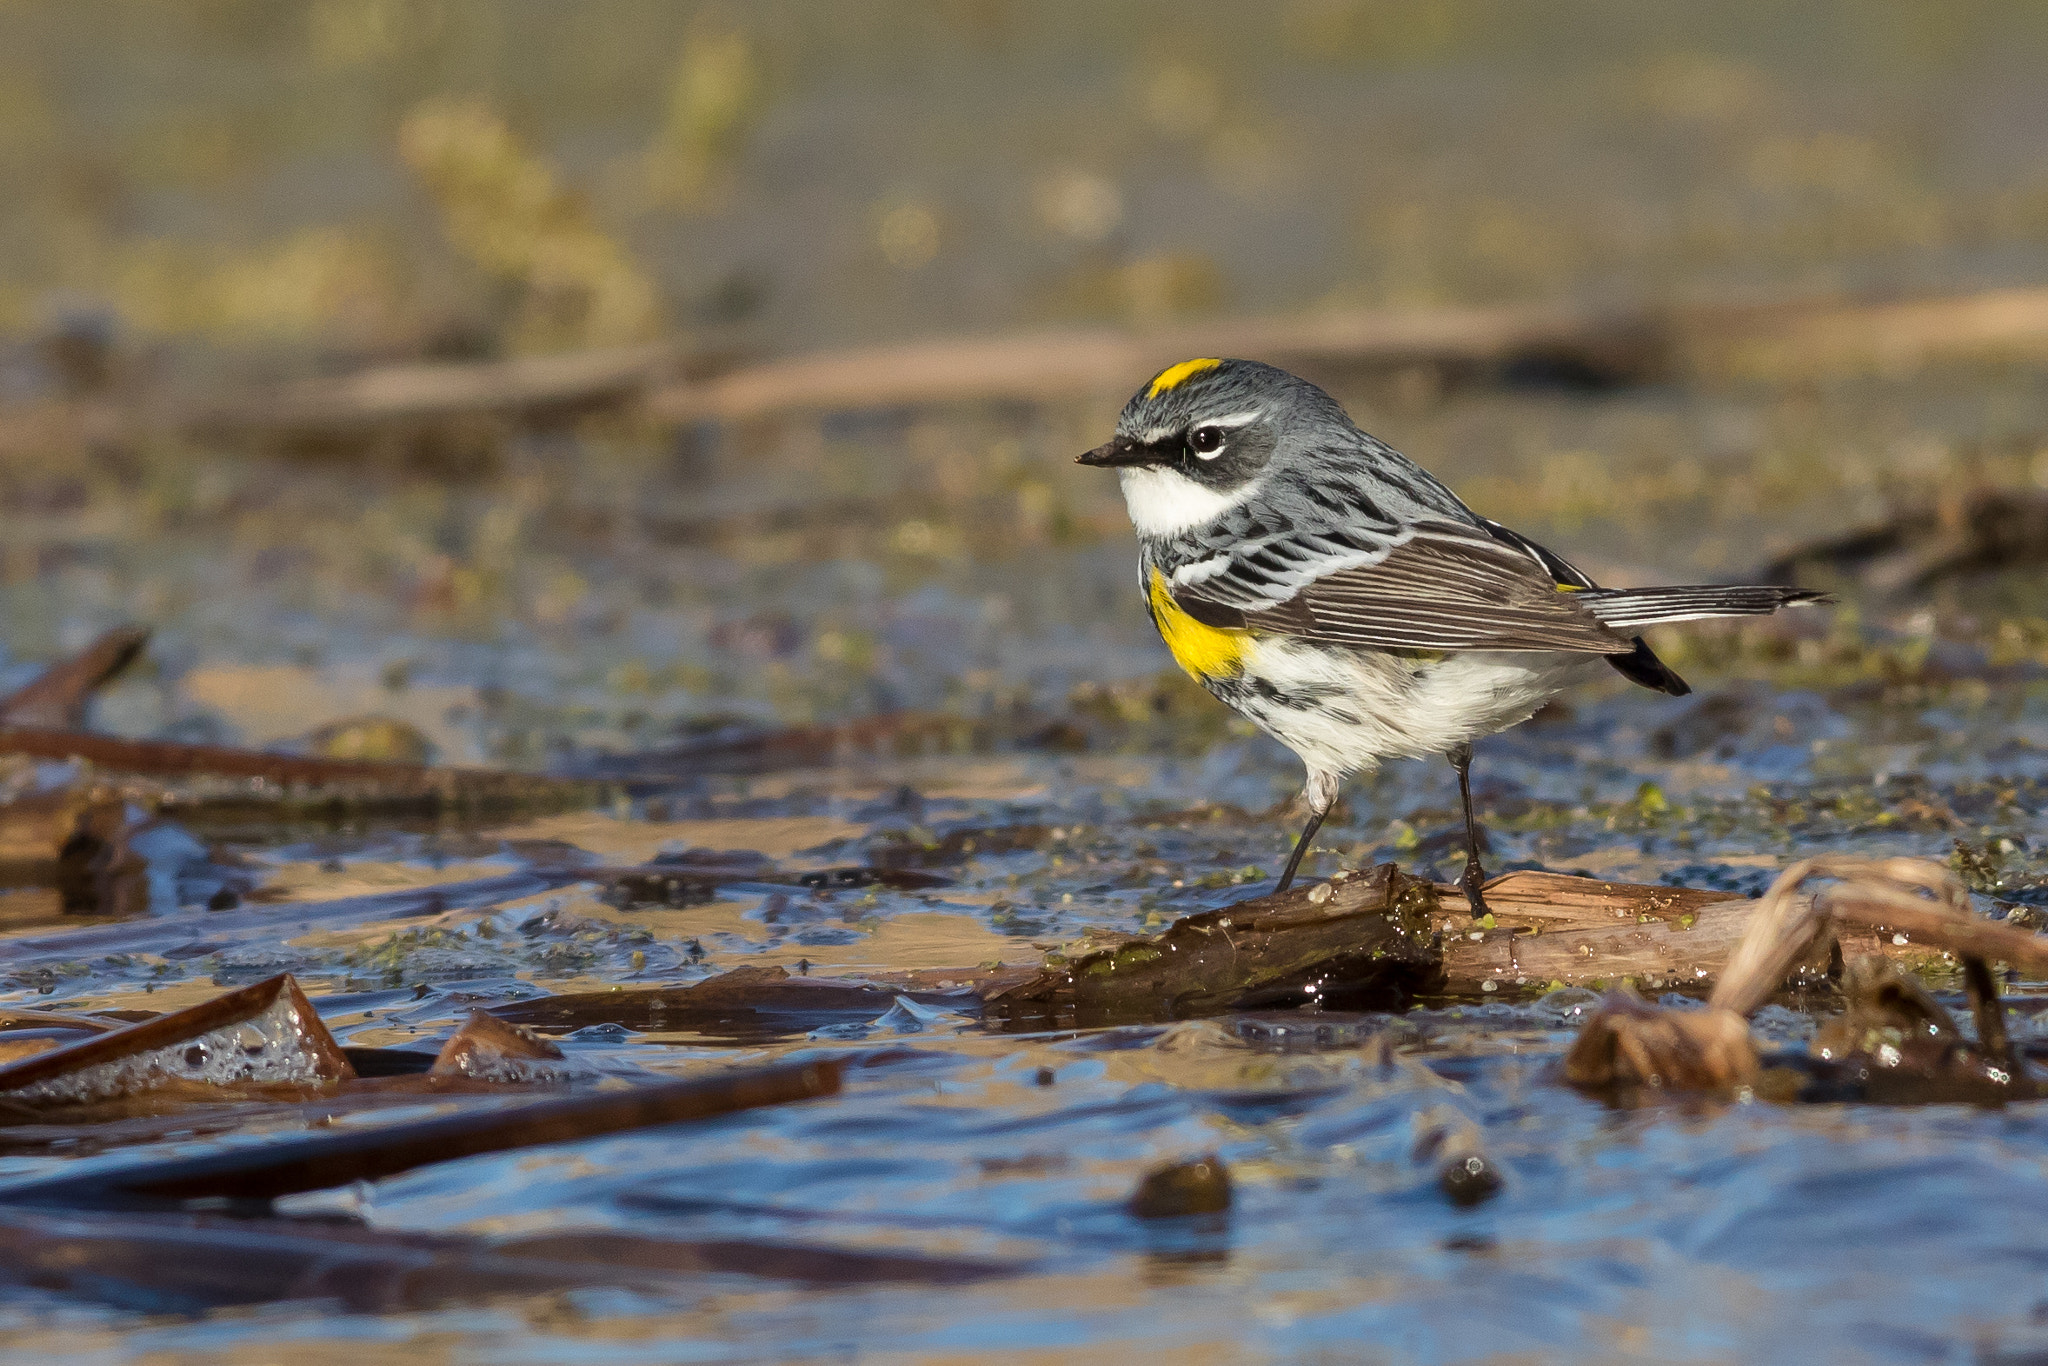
[1117,467,1258,537]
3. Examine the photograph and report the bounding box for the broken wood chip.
[0,974,351,1109]
[429,1010,567,1083]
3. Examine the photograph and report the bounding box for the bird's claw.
[1460,862,1491,920]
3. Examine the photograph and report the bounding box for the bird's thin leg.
[1449,742,1491,918]
[1275,803,1330,894]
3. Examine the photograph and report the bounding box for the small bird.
[1078,357,1828,913]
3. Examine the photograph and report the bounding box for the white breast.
[1229,639,1599,789]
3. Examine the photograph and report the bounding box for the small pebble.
[1129,1155,1233,1219]
[1307,883,1332,904]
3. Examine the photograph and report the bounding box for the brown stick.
[3,1059,840,1208]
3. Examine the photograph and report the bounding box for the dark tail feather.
[1606,635,1691,696]
[1578,584,1832,631]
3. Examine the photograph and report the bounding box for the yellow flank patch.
[1147,357,1222,398]
[1148,569,1246,680]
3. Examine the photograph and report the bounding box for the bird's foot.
[1460,860,1492,920]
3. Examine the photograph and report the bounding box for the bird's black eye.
[1189,426,1225,457]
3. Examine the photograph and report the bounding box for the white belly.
[1216,637,1597,796]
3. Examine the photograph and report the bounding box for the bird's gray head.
[1076,357,1354,538]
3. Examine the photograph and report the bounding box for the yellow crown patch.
[1147,357,1222,398]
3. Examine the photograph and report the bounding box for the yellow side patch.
[1148,569,1246,680]
[1147,357,1222,398]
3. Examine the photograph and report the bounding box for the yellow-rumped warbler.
[1079,357,1828,914]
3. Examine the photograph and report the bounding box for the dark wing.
[1477,516,1598,589]
[1175,519,1635,655]
[1478,516,1691,691]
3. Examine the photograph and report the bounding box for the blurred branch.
[0,626,149,730]
[29,283,2048,446]
[647,303,1664,423]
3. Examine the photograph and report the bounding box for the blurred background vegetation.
[13,0,2048,356]
[3,0,2048,767]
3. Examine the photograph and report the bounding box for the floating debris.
[1565,857,2045,1101]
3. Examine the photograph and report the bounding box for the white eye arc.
[1189,425,1226,459]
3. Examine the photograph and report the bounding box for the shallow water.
[0,683,2046,1360]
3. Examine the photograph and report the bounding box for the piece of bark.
[1799,952,2028,1104]
[0,1059,840,1208]
[0,974,351,1108]
[0,627,149,729]
[985,863,1443,1028]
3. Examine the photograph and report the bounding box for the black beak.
[1076,437,1160,468]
